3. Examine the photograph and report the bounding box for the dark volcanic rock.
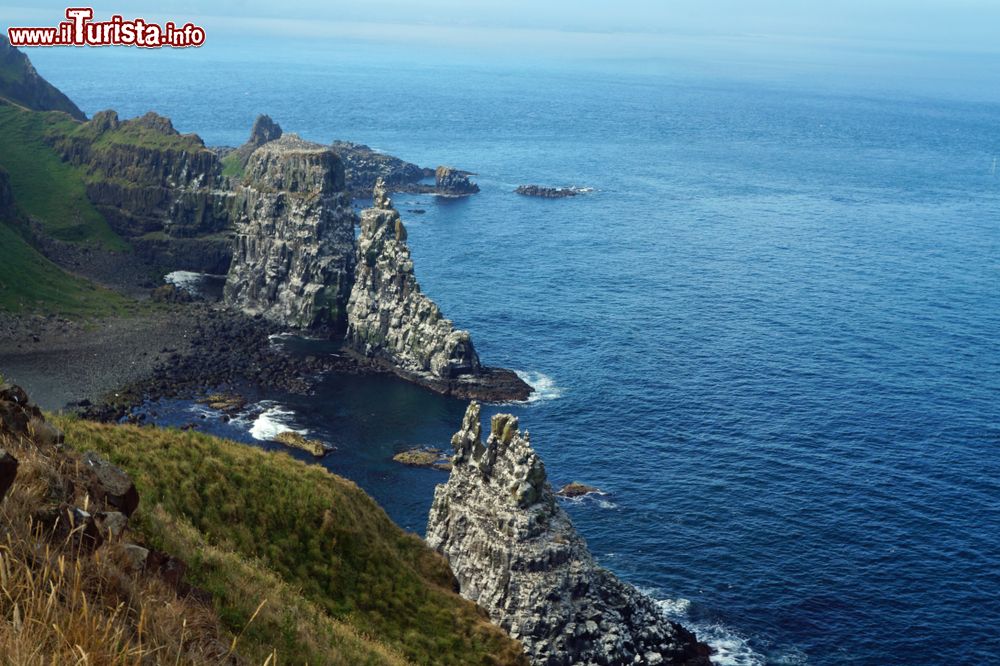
[331,140,428,198]
[428,404,713,666]
[0,449,17,502]
[346,180,532,401]
[249,114,283,147]
[82,451,140,517]
[435,166,480,196]
[224,135,356,330]
[0,36,86,119]
[515,185,579,198]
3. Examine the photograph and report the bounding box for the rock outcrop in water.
[515,185,579,198]
[346,179,531,401]
[331,140,433,198]
[0,36,86,119]
[427,403,712,666]
[224,134,356,330]
[435,166,480,196]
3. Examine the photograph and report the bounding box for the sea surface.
[29,43,1000,664]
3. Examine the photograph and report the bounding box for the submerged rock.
[555,481,602,498]
[435,166,480,196]
[393,447,450,470]
[273,431,327,457]
[427,403,712,666]
[224,135,356,330]
[515,185,580,198]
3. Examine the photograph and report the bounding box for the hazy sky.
[4,2,1000,99]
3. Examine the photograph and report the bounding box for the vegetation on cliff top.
[0,102,126,249]
[51,417,527,666]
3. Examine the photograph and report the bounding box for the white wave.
[248,402,308,441]
[164,270,205,293]
[514,370,563,403]
[643,594,769,666]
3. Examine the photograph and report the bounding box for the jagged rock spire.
[427,403,712,666]
[345,182,482,380]
[248,114,282,147]
[373,177,393,210]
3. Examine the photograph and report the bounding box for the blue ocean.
[29,43,1000,664]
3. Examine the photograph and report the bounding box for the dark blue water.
[30,43,1000,664]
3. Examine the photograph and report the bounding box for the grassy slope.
[0,220,130,314]
[53,418,527,666]
[0,102,126,249]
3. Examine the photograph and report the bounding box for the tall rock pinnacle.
[427,403,713,666]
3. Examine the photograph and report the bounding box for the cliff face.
[0,36,86,120]
[51,110,232,237]
[346,179,482,378]
[427,403,713,666]
[224,135,356,330]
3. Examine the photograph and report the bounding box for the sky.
[3,1,1000,99]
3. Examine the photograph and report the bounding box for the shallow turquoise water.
[31,43,1000,664]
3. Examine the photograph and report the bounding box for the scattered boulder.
[427,403,712,666]
[198,393,246,414]
[0,449,17,502]
[83,451,140,517]
[273,431,327,457]
[435,166,480,196]
[122,543,151,572]
[95,511,129,540]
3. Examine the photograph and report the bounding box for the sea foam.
[515,370,563,403]
[248,402,308,441]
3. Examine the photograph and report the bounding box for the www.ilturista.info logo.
[7,8,206,48]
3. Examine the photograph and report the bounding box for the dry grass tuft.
[0,432,242,665]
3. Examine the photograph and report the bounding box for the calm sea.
[29,42,1000,665]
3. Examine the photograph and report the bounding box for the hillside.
[0,35,86,119]
[0,382,525,664]
[0,101,125,249]
[51,416,527,665]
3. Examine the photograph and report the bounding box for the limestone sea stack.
[224,134,356,330]
[346,179,532,401]
[427,403,713,666]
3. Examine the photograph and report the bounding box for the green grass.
[68,114,206,152]
[221,151,245,179]
[53,418,528,666]
[0,102,127,249]
[0,220,130,315]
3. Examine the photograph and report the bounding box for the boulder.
[83,452,140,517]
